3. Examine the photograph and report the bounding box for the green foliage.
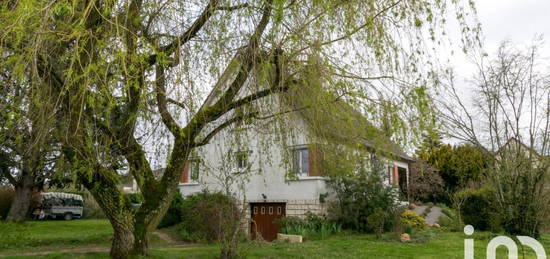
[0,185,14,220]
[486,151,549,238]
[418,144,488,196]
[166,191,240,243]
[400,210,426,231]
[408,161,445,203]
[366,209,385,238]
[437,204,463,232]
[276,212,342,240]
[454,187,497,231]
[158,192,184,229]
[124,193,143,204]
[328,161,398,233]
[0,0,480,256]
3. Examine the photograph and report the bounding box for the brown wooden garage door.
[250,203,286,241]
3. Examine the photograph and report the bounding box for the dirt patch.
[153,230,179,245]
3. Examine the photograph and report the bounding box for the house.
[177,81,414,241]
[494,137,550,172]
[495,137,549,161]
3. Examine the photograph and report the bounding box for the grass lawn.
[0,219,173,255]
[2,220,550,258]
[0,219,113,253]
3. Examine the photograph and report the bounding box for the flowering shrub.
[400,210,426,231]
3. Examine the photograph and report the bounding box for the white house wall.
[178,97,410,218]
[179,111,330,203]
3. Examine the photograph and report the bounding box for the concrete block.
[277,233,303,243]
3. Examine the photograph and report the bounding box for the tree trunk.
[132,221,149,256]
[131,189,178,256]
[6,172,34,222]
[110,221,135,259]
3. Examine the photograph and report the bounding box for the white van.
[34,192,84,220]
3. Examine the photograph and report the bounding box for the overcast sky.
[450,0,550,78]
[428,0,550,147]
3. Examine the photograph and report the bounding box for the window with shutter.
[308,144,323,177]
[189,160,200,183]
[292,148,309,176]
[292,144,323,178]
[180,162,189,183]
[392,166,399,186]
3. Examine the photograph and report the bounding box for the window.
[387,166,393,184]
[189,160,200,183]
[181,159,200,184]
[236,151,249,169]
[292,148,309,176]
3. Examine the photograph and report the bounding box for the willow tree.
[0,48,63,222]
[0,0,478,258]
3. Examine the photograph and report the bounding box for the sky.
[449,0,550,79]
[436,0,550,146]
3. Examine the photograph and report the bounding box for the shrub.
[277,212,342,240]
[408,161,445,203]
[158,192,184,228]
[0,186,14,220]
[125,193,143,204]
[400,210,426,231]
[455,187,496,231]
[417,144,488,195]
[327,162,398,233]
[167,191,240,243]
[437,205,462,231]
[366,209,385,238]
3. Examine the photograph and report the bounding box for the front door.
[250,203,286,241]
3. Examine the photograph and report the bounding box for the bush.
[277,212,342,240]
[158,192,184,228]
[125,193,143,204]
[400,210,426,231]
[455,187,496,231]
[408,161,445,203]
[0,186,14,220]
[327,162,398,233]
[437,205,462,231]
[165,191,240,243]
[366,209,385,238]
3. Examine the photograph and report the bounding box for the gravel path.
[412,205,427,215]
[411,205,444,225]
[424,206,443,225]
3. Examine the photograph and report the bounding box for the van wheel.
[64,213,73,220]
